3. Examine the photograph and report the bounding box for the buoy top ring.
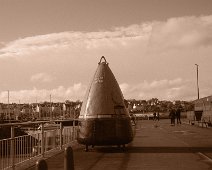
[98,56,108,64]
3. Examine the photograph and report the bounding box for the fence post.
[64,146,74,170]
[60,122,63,149]
[41,123,45,157]
[10,125,15,170]
[73,119,76,139]
[36,159,48,170]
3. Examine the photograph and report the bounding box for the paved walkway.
[27,119,212,170]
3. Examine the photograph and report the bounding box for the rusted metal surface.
[80,56,129,118]
[78,56,133,147]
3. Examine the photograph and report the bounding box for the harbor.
[1,1,212,169]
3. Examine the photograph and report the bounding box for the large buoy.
[77,56,133,151]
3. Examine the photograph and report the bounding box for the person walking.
[156,112,160,121]
[169,108,175,126]
[176,106,182,124]
[153,112,157,121]
[130,113,136,125]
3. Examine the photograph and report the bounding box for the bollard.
[64,146,74,170]
[36,159,48,170]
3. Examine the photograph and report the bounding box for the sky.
[0,0,212,103]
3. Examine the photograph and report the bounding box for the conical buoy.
[77,56,133,150]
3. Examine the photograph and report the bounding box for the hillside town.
[0,98,194,123]
[127,98,194,113]
[0,100,82,122]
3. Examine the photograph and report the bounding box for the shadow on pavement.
[94,146,212,153]
[128,146,212,153]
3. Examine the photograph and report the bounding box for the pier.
[25,119,212,170]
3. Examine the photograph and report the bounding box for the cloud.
[0,42,5,49]
[0,26,150,58]
[30,73,54,83]
[0,15,211,59]
[120,78,195,101]
[0,77,206,103]
[0,78,192,103]
[149,15,212,50]
[0,15,211,60]
[0,15,212,102]
[0,84,86,103]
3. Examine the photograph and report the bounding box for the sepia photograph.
[0,0,212,169]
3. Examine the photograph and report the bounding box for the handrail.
[0,119,78,127]
[0,119,78,170]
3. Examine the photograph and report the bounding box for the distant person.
[153,111,160,128]
[169,108,175,125]
[153,112,156,121]
[156,112,160,121]
[176,107,181,124]
[130,113,136,125]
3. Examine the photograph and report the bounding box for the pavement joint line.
[198,152,212,163]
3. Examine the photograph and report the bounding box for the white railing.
[0,120,78,170]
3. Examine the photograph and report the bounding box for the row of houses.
[2,97,208,122]
[0,101,82,122]
[127,98,194,113]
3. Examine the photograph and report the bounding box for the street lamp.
[195,64,199,99]
[50,94,52,120]
[7,90,10,121]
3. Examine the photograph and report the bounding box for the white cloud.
[149,15,212,50]
[0,42,5,49]
[30,73,54,83]
[119,83,130,94]
[0,14,211,62]
[0,26,150,58]
[120,78,195,101]
[0,84,86,103]
[0,15,211,60]
[0,77,206,104]
[0,15,212,102]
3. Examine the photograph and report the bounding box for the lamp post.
[50,94,52,120]
[7,90,10,121]
[195,64,199,99]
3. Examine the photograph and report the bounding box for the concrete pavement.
[27,119,212,170]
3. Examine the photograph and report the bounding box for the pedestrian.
[156,112,160,121]
[169,108,175,126]
[130,113,136,125]
[153,112,156,121]
[176,106,181,124]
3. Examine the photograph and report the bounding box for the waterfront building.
[194,95,212,122]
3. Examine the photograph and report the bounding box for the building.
[193,95,212,123]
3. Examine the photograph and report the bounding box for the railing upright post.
[10,125,15,170]
[60,122,63,149]
[41,123,45,157]
[73,119,75,140]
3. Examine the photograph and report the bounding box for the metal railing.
[0,120,78,170]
